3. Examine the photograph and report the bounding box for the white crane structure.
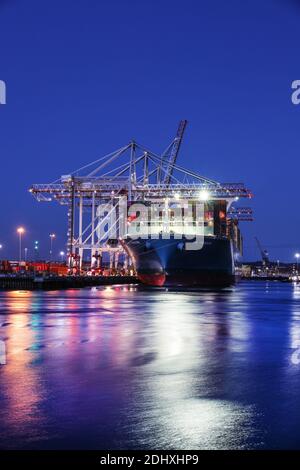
[29,121,253,272]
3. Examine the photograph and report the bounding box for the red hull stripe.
[138,273,166,286]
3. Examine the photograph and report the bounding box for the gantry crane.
[29,122,253,271]
[255,237,270,266]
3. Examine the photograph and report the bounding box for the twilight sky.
[0,0,300,261]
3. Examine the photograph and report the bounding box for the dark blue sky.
[0,0,300,261]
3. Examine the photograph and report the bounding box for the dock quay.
[0,275,139,290]
[241,275,291,282]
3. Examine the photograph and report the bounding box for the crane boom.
[163,120,187,185]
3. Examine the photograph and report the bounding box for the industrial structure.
[29,121,253,274]
[255,237,270,266]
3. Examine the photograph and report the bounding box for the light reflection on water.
[0,281,300,449]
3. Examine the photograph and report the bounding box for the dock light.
[295,253,300,273]
[49,233,56,261]
[60,251,65,262]
[198,190,210,201]
[17,227,25,262]
[34,241,39,260]
[174,193,180,200]
[0,244,2,249]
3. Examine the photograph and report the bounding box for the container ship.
[122,199,246,287]
[120,120,252,287]
[30,120,252,284]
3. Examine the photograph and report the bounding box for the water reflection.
[0,283,300,449]
[0,291,47,445]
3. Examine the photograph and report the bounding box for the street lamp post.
[49,233,56,262]
[34,240,39,260]
[295,253,300,275]
[60,251,65,263]
[17,227,25,263]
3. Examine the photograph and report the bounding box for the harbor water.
[1,281,300,450]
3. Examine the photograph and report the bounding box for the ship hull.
[122,236,235,287]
